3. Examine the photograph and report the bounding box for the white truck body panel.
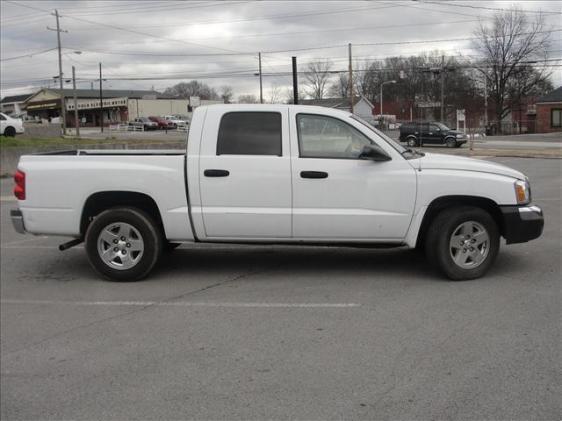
[17,153,193,241]
[14,104,527,247]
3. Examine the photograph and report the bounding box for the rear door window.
[217,112,282,156]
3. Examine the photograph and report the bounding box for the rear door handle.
[300,171,328,179]
[204,169,230,177]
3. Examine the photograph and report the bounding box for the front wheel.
[425,206,500,280]
[85,207,163,281]
[446,137,457,148]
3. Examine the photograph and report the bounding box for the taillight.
[14,170,25,200]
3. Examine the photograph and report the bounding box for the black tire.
[4,126,16,137]
[446,137,457,148]
[425,206,500,280]
[406,136,418,147]
[85,207,163,282]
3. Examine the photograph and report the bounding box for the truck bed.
[17,151,193,241]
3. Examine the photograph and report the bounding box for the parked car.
[149,116,176,130]
[399,122,467,148]
[164,115,188,126]
[11,104,543,282]
[130,117,158,131]
[0,112,24,137]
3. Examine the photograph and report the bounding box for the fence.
[109,123,144,132]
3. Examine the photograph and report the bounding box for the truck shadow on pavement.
[153,246,439,282]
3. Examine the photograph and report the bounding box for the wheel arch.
[415,195,504,248]
[80,191,164,236]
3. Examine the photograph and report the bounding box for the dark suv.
[399,122,467,148]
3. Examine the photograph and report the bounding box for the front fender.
[404,169,518,247]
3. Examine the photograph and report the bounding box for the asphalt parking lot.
[1,157,560,420]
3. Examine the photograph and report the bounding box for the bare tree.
[268,83,282,104]
[329,73,349,98]
[219,85,234,103]
[472,9,551,131]
[237,94,258,104]
[284,87,305,104]
[303,60,333,99]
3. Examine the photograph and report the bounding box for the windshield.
[350,115,406,153]
[435,122,450,131]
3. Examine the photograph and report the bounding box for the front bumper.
[500,205,544,244]
[10,209,26,234]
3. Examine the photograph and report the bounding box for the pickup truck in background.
[11,105,544,282]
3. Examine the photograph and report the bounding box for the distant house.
[299,96,375,122]
[533,87,562,133]
[0,93,33,116]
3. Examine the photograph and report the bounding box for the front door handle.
[204,169,230,177]
[300,171,328,179]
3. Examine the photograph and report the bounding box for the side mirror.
[359,144,392,162]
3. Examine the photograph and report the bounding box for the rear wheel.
[425,206,499,280]
[4,126,16,137]
[407,136,418,147]
[85,207,162,281]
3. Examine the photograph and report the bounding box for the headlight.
[455,133,466,139]
[514,179,531,204]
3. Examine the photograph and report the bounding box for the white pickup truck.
[11,104,543,281]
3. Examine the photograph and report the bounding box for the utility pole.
[292,56,298,105]
[72,66,79,137]
[258,52,263,104]
[99,62,104,133]
[440,55,445,123]
[348,43,354,114]
[47,10,67,136]
[483,73,488,128]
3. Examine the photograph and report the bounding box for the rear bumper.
[10,209,26,234]
[500,204,544,244]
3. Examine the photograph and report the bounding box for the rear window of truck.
[217,112,282,156]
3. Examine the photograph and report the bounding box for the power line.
[62,3,403,30]
[0,47,57,62]
[147,18,483,42]
[416,1,562,16]
[5,0,244,55]
[59,1,250,16]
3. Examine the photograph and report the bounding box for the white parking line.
[1,299,360,308]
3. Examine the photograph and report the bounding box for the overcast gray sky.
[1,0,561,99]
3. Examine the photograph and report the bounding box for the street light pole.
[72,65,79,137]
[99,62,104,133]
[380,80,396,117]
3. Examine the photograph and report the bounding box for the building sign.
[27,101,59,110]
[66,97,127,111]
[417,101,441,108]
